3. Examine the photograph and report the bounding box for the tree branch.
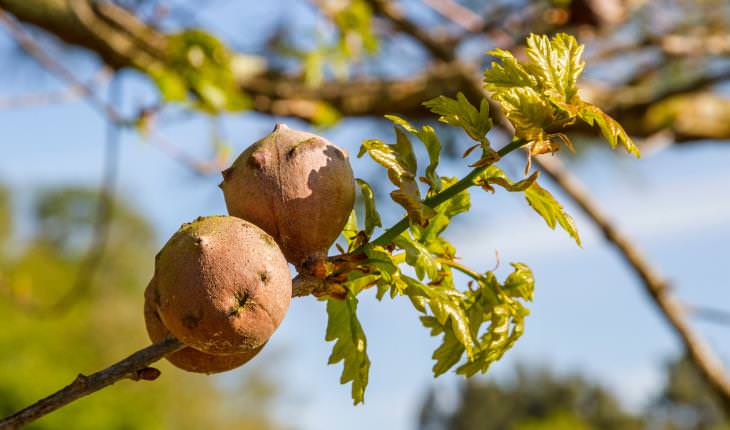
[533,154,730,415]
[0,337,184,430]
[0,274,361,429]
[3,0,728,140]
[364,0,455,61]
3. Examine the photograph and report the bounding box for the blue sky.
[1,1,730,429]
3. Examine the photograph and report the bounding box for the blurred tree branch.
[0,337,183,430]
[3,0,728,141]
[533,155,730,415]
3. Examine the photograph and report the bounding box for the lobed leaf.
[484,33,638,158]
[524,181,581,246]
[423,93,493,142]
[325,296,371,405]
[355,179,382,238]
[578,103,640,157]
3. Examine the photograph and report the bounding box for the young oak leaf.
[385,115,443,193]
[484,33,639,158]
[476,166,579,245]
[403,276,474,361]
[422,92,493,143]
[325,296,371,405]
[524,33,585,102]
[359,133,435,225]
[355,179,382,238]
[525,181,581,246]
[394,232,440,281]
[502,262,535,301]
[578,103,640,157]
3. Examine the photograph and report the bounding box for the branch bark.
[2,0,729,140]
[0,277,326,429]
[533,155,730,415]
[0,337,184,430]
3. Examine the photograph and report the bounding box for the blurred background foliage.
[0,185,281,429]
[419,360,730,430]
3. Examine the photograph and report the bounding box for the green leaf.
[325,296,371,405]
[431,328,465,376]
[390,181,435,226]
[478,166,538,193]
[394,233,440,281]
[423,93,493,142]
[483,33,636,157]
[503,263,535,301]
[359,138,414,181]
[342,209,359,248]
[435,177,471,218]
[385,115,442,192]
[524,181,581,246]
[524,33,585,101]
[333,0,378,57]
[147,64,188,102]
[484,48,537,90]
[578,103,640,157]
[403,276,474,362]
[355,179,381,237]
[359,133,434,226]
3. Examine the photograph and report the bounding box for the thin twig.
[364,0,455,61]
[685,304,730,326]
[0,337,184,430]
[533,154,730,415]
[0,9,222,176]
[0,276,348,429]
[0,67,111,111]
[420,0,484,32]
[0,9,124,122]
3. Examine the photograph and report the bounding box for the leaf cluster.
[324,33,638,405]
[484,33,639,158]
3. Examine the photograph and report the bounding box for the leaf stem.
[368,138,528,248]
[439,258,483,281]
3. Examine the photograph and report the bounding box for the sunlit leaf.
[355,179,381,238]
[423,92,493,142]
[578,103,640,157]
[524,181,581,246]
[325,296,370,405]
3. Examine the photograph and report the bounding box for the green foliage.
[325,295,370,405]
[359,121,436,226]
[148,30,249,113]
[524,181,581,246]
[355,179,382,238]
[419,367,646,430]
[423,93,493,144]
[324,33,635,405]
[332,0,378,57]
[300,0,377,89]
[478,166,580,246]
[483,33,640,157]
[0,186,10,249]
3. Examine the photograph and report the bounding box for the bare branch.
[533,154,730,415]
[0,8,124,122]
[0,276,337,428]
[364,0,455,61]
[0,337,184,430]
[420,0,484,32]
